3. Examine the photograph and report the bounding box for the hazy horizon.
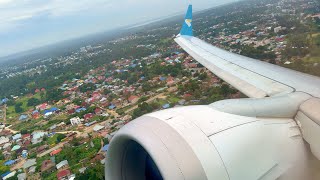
[0,0,239,58]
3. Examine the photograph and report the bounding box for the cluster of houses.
[0,130,50,179]
[19,103,60,122]
[196,0,318,65]
[0,125,112,180]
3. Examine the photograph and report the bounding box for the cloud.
[48,0,110,17]
[0,0,108,33]
[0,0,13,5]
[0,0,239,57]
[10,14,33,21]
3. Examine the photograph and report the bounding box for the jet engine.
[105,97,320,180]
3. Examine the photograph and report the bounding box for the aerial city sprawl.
[0,0,319,179]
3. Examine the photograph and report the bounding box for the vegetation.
[0,0,318,179]
[76,163,105,180]
[79,83,96,93]
[240,45,276,63]
[0,160,10,175]
[132,102,154,119]
[48,134,66,145]
[55,137,101,167]
[27,97,41,107]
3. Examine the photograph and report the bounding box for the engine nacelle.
[105,105,317,180]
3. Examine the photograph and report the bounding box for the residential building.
[41,160,55,173]
[56,160,69,170]
[23,159,36,169]
[128,95,139,104]
[50,148,62,156]
[57,169,71,180]
[70,117,83,126]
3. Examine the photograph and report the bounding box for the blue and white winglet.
[179,4,193,37]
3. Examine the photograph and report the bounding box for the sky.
[0,0,238,57]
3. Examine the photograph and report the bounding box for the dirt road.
[125,93,166,114]
[37,141,67,157]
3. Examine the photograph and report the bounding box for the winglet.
[179,4,193,36]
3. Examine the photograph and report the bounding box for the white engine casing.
[105,105,314,180]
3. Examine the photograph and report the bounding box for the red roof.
[84,113,94,120]
[81,102,88,107]
[57,169,71,180]
[95,108,102,114]
[50,148,62,156]
[184,94,192,99]
[38,103,48,110]
[128,95,139,102]
[68,109,75,114]
[24,140,31,146]
[90,154,105,163]
[32,113,40,119]
[22,134,31,139]
[99,130,109,138]
[185,63,197,68]
[98,76,105,81]
[105,77,113,82]
[92,92,101,98]
[167,76,174,82]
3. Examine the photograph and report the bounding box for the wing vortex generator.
[105,5,320,180]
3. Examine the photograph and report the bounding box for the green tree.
[0,160,10,174]
[14,102,23,113]
[76,164,105,180]
[198,73,208,80]
[27,98,40,107]
[0,153,4,161]
[79,83,96,93]
[73,98,83,106]
[46,89,65,102]
[56,134,67,143]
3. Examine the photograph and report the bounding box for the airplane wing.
[106,5,320,180]
[175,36,320,98]
[174,6,320,98]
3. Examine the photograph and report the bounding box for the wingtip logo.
[185,19,192,27]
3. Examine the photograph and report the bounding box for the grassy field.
[11,118,43,131]
[47,134,58,145]
[7,95,38,114]
[167,95,181,104]
[304,56,320,63]
[51,114,68,121]
[154,98,168,106]
[4,93,43,124]
[6,105,18,119]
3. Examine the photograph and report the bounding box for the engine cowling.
[105,105,316,180]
